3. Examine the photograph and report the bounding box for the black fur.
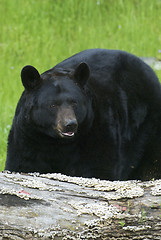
[5,49,161,180]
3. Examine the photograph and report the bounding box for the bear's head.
[20,63,94,139]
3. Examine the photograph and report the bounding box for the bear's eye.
[70,100,77,106]
[50,104,56,108]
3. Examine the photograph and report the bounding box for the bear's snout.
[57,118,78,138]
[61,119,78,137]
[56,106,78,138]
[65,119,78,132]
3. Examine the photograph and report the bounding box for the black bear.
[5,49,161,180]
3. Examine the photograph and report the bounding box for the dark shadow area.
[0,194,50,207]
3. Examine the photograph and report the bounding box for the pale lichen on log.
[0,171,160,239]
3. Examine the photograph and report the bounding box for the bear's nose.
[65,119,78,132]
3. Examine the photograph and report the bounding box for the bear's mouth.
[62,132,75,137]
[58,129,75,138]
[61,131,75,137]
[56,119,78,138]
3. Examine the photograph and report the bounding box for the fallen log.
[0,171,160,240]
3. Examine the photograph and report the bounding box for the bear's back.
[53,49,161,101]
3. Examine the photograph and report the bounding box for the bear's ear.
[21,65,42,90]
[74,62,90,87]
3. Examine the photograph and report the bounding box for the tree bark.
[0,171,160,239]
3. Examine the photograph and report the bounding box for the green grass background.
[1,0,161,171]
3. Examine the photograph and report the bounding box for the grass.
[1,0,161,171]
[119,220,125,228]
